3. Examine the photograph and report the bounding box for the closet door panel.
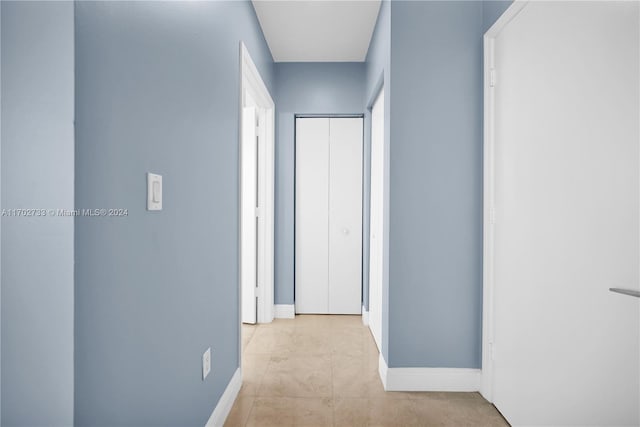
[295,118,330,314]
[328,118,363,314]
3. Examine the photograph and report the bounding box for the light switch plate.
[147,173,162,211]
[202,348,211,380]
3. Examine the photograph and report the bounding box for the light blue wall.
[483,0,513,32]
[74,2,273,425]
[274,62,365,305]
[1,2,75,425]
[364,0,390,360]
[273,0,512,372]
[387,0,508,369]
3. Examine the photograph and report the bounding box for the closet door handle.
[342,228,350,236]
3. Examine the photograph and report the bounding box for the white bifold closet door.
[296,117,363,314]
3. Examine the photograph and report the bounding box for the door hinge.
[490,342,495,361]
[489,207,496,225]
[255,207,262,218]
[489,68,496,88]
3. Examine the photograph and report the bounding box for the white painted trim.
[379,353,481,392]
[484,0,528,39]
[361,305,369,326]
[239,42,275,325]
[274,304,295,319]
[481,0,529,404]
[204,368,242,427]
[386,368,481,392]
[378,353,388,390]
[368,85,385,354]
[240,43,274,109]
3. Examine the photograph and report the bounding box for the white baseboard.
[379,353,389,389]
[361,305,369,326]
[378,354,481,392]
[205,368,242,427]
[274,304,295,319]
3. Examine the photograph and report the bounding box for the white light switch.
[147,173,162,211]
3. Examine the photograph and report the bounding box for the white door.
[329,118,363,314]
[489,2,639,425]
[241,107,258,324]
[369,88,384,350]
[296,118,331,314]
[296,117,363,314]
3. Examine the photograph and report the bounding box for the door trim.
[239,41,275,333]
[367,85,384,353]
[293,115,364,314]
[481,0,529,402]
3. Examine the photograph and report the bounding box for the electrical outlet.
[202,348,211,380]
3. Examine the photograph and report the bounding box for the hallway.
[225,316,508,426]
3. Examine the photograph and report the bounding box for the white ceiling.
[251,1,382,62]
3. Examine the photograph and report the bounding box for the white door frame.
[294,115,364,315]
[481,0,529,402]
[368,86,384,352]
[239,41,275,327]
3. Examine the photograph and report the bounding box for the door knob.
[343,228,350,235]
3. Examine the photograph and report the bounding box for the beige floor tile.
[330,327,368,357]
[368,397,420,427]
[441,399,508,427]
[224,396,254,427]
[410,395,509,427]
[329,314,366,329]
[242,324,257,349]
[364,332,380,352]
[236,314,508,427]
[294,397,333,426]
[333,397,368,427]
[332,355,370,398]
[239,353,271,397]
[293,314,334,330]
[245,397,295,427]
[259,318,296,332]
[245,397,333,427]
[258,354,332,398]
[364,345,380,370]
[408,397,456,426]
[244,326,293,355]
[274,329,333,356]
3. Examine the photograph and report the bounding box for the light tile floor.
[225,315,509,427]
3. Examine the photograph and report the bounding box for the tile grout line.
[330,340,336,427]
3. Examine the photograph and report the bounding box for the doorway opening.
[294,115,364,315]
[239,41,275,332]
